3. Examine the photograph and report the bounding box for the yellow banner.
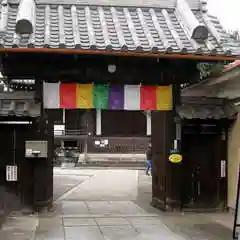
[156,85,173,111]
[76,84,93,109]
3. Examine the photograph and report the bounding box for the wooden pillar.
[20,121,35,207]
[32,79,54,211]
[151,84,182,211]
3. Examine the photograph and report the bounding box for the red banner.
[60,83,77,109]
[140,85,157,110]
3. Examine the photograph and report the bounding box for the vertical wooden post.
[21,121,35,207]
[32,79,54,211]
[167,83,182,209]
[151,83,182,211]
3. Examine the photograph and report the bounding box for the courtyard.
[0,167,234,240]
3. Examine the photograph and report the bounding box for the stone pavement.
[0,168,235,240]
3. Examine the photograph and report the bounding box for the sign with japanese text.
[6,165,18,182]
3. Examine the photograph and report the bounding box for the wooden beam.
[1,48,239,61]
[3,54,200,84]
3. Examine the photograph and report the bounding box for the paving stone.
[100,225,138,240]
[0,229,36,240]
[2,216,38,230]
[0,168,234,240]
[65,226,105,240]
[86,200,147,216]
[53,175,88,201]
[63,170,138,201]
[37,217,63,230]
[63,217,97,226]
[35,227,65,240]
[61,201,89,216]
[95,217,130,226]
[127,216,163,226]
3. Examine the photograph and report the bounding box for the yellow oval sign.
[169,153,182,163]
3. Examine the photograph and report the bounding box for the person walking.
[145,143,152,176]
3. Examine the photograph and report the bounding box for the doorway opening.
[181,120,227,210]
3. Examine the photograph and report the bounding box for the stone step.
[76,161,145,168]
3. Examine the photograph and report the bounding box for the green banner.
[93,84,109,109]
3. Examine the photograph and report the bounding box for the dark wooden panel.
[102,110,146,136]
[65,109,82,130]
[151,111,184,210]
[0,125,15,185]
[151,111,169,204]
[0,123,34,207]
[65,110,96,134]
[3,53,199,85]
[50,109,63,124]
[29,111,54,210]
[181,120,227,209]
[81,110,96,135]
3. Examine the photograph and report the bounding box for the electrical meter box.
[25,141,48,158]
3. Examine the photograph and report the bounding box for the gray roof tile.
[177,104,236,119]
[0,92,40,117]
[0,0,239,55]
[35,0,201,9]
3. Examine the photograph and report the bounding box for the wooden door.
[182,131,222,208]
[0,123,33,207]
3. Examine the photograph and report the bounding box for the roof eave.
[1,47,240,61]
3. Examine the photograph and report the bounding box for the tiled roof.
[0,0,238,56]
[178,97,237,119]
[0,92,40,117]
[177,104,236,119]
[35,0,203,9]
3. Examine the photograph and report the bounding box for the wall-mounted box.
[25,141,48,158]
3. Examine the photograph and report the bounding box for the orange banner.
[156,85,173,111]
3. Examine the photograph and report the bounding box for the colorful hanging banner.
[156,85,173,111]
[108,85,124,110]
[60,83,76,109]
[43,82,60,109]
[93,84,109,109]
[140,85,157,110]
[124,85,140,110]
[76,84,93,109]
[43,82,173,111]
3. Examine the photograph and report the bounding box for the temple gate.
[0,0,239,211]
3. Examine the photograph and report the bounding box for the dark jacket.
[146,147,152,160]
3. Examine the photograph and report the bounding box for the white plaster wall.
[228,119,240,209]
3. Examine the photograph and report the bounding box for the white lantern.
[108,64,116,73]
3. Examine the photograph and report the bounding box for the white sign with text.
[6,165,18,182]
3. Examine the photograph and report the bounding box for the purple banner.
[108,85,124,110]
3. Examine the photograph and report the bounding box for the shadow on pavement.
[136,169,234,240]
[195,223,232,239]
[53,174,89,201]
